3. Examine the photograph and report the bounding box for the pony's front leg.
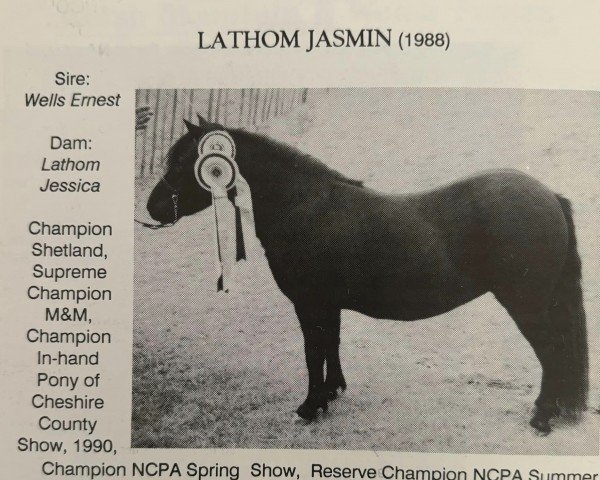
[324,309,346,400]
[295,304,330,421]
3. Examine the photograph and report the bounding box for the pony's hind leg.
[501,294,588,435]
[324,309,346,400]
[504,309,561,434]
[497,201,589,434]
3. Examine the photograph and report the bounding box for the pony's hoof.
[325,378,346,400]
[296,403,317,422]
[296,398,328,421]
[293,414,312,425]
[326,386,345,400]
[530,417,552,436]
[530,404,556,435]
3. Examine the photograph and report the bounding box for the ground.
[132,88,599,454]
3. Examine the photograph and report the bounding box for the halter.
[134,176,179,229]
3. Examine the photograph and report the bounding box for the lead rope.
[171,193,179,223]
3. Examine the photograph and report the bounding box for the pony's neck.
[232,134,330,249]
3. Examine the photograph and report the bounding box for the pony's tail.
[549,195,589,420]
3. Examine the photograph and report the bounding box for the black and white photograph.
[133,87,599,454]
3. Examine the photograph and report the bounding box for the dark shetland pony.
[145,117,589,435]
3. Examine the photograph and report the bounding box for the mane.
[231,129,364,188]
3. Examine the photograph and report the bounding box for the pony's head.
[147,116,226,224]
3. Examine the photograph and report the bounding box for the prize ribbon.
[194,131,254,291]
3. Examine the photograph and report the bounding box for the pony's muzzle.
[147,194,177,224]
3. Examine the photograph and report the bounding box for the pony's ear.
[183,119,203,139]
[197,114,209,125]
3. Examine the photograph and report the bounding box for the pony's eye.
[163,161,184,175]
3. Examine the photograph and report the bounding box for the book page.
[1,2,598,479]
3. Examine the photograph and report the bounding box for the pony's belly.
[342,280,486,321]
